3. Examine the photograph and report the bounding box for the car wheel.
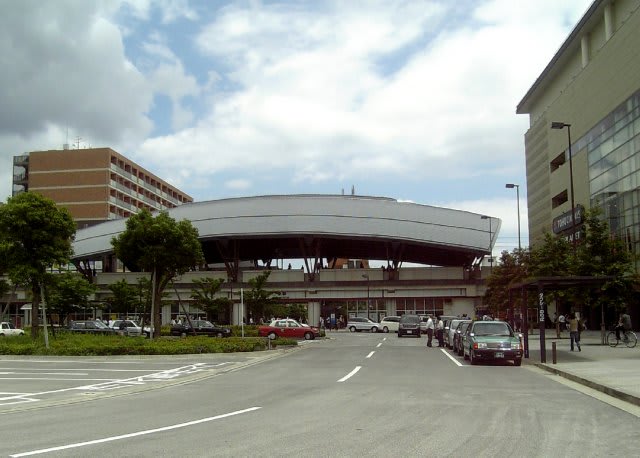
[216,332,224,338]
[304,331,313,340]
[370,326,378,333]
[180,332,187,337]
[349,326,356,332]
[514,358,522,367]
[463,347,469,360]
[470,350,477,365]
[268,332,277,340]
[383,326,389,333]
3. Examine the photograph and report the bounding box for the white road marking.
[0,362,232,406]
[10,407,262,457]
[376,342,382,348]
[0,372,89,376]
[337,366,362,382]
[366,351,375,359]
[441,348,463,366]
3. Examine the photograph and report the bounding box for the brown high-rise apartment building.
[12,147,193,227]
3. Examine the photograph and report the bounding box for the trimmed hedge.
[0,333,298,356]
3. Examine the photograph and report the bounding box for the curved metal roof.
[71,194,501,267]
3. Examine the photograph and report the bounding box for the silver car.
[347,317,380,333]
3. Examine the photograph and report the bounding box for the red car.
[258,319,320,340]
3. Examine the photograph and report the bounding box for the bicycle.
[607,329,638,348]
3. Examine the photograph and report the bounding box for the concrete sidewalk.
[524,330,640,406]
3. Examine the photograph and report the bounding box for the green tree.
[45,272,97,325]
[570,208,636,321]
[104,279,140,318]
[0,193,75,338]
[111,210,204,336]
[483,248,530,317]
[190,277,233,323]
[244,271,278,322]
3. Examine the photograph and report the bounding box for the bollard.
[552,341,556,364]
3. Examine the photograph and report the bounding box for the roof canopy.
[72,194,501,267]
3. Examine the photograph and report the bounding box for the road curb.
[535,363,640,407]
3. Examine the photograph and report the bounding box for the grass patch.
[0,333,298,356]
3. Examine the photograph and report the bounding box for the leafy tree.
[0,193,75,338]
[111,210,204,336]
[104,279,140,318]
[190,277,233,323]
[483,249,530,318]
[44,272,96,324]
[570,208,636,322]
[244,271,278,322]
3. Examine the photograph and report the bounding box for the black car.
[452,320,472,356]
[170,320,232,337]
[67,320,116,335]
[398,314,421,338]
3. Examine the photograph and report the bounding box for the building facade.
[517,0,640,269]
[12,147,193,228]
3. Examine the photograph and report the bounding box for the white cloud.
[0,0,153,192]
[139,0,590,198]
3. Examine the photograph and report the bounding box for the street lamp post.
[505,183,522,251]
[480,215,493,272]
[551,121,577,255]
[362,274,370,319]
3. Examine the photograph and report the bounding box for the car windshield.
[401,315,420,323]
[473,322,511,336]
[93,321,109,329]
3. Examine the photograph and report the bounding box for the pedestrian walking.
[558,313,566,335]
[425,315,434,347]
[568,313,581,351]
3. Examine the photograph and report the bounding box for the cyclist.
[615,311,632,341]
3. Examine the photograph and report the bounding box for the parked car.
[462,320,522,366]
[257,319,320,340]
[452,320,472,356]
[0,322,25,336]
[67,320,116,335]
[398,314,421,337]
[109,319,143,336]
[347,317,380,333]
[171,320,232,337]
[444,318,468,349]
[380,316,400,333]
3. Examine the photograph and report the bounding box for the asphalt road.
[1,333,639,457]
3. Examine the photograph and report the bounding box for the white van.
[380,316,400,333]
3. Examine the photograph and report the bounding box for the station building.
[517,0,640,270]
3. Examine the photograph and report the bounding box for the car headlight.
[512,342,521,350]
[473,342,487,349]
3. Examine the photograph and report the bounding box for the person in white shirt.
[436,316,445,347]
[426,315,434,347]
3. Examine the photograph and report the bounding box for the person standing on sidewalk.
[425,315,434,347]
[436,316,445,347]
[568,313,581,351]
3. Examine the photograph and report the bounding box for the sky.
[0,0,594,257]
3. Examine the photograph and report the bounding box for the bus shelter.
[508,276,614,363]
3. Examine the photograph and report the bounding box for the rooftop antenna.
[75,136,82,149]
[351,185,355,195]
[62,127,70,150]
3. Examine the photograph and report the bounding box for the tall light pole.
[505,183,521,251]
[362,274,370,319]
[551,121,577,256]
[481,215,492,273]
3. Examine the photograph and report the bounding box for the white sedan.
[0,322,25,336]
